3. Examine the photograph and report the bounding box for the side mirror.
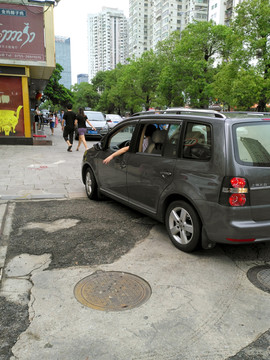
[94,142,103,151]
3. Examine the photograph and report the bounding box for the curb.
[0,202,9,282]
[0,194,67,201]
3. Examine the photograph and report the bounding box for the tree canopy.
[231,0,270,110]
[43,63,73,109]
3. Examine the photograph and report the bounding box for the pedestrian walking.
[62,104,77,152]
[34,105,41,131]
[75,108,96,151]
[54,111,58,128]
[59,110,65,125]
[49,112,55,135]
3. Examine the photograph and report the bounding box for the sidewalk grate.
[247,265,270,294]
[74,270,152,311]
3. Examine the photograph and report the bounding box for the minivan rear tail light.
[219,177,250,207]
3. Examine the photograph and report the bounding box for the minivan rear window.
[234,122,270,166]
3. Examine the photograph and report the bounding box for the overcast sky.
[54,0,129,85]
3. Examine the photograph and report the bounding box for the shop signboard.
[0,3,45,62]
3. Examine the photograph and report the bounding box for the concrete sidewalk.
[0,124,87,201]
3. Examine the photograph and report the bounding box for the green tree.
[156,63,185,107]
[43,63,73,108]
[92,52,161,114]
[212,63,238,110]
[135,50,161,110]
[72,82,100,111]
[94,66,127,114]
[116,50,161,112]
[173,21,233,108]
[91,71,110,93]
[231,69,264,110]
[111,63,144,114]
[231,0,270,111]
[155,33,184,107]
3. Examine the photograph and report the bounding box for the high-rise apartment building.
[55,36,72,89]
[208,0,244,26]
[129,0,209,58]
[208,0,226,24]
[224,0,243,26]
[129,1,151,57]
[87,7,128,81]
[77,74,89,84]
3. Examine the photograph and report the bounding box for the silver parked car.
[75,111,108,140]
[82,113,270,253]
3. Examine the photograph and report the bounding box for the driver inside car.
[103,124,158,164]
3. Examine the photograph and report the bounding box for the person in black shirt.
[62,104,77,152]
[75,108,96,151]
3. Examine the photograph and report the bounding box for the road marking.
[27,160,66,169]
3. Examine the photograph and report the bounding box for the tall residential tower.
[208,0,244,25]
[55,36,72,89]
[87,7,128,81]
[129,0,209,59]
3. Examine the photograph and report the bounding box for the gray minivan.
[81,113,270,252]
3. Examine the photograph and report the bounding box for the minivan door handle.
[114,157,126,167]
[160,171,172,178]
[120,160,126,169]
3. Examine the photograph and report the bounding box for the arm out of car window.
[103,146,129,164]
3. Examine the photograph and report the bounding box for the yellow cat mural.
[0,105,23,136]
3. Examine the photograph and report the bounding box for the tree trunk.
[257,98,267,112]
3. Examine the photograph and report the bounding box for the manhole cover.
[74,271,152,311]
[247,265,270,294]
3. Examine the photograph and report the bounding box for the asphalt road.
[1,197,270,360]
[0,198,155,360]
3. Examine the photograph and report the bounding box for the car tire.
[165,200,201,252]
[85,167,98,200]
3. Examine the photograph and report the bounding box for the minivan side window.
[137,123,168,154]
[137,123,181,157]
[108,124,136,150]
[183,123,211,160]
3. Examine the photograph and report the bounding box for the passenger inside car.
[142,124,156,152]
[183,124,211,160]
[145,129,167,154]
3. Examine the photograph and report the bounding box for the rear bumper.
[197,200,270,244]
[224,219,270,243]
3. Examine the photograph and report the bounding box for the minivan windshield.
[234,122,270,166]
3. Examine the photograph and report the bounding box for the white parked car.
[106,114,123,129]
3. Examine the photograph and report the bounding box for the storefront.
[0,1,55,145]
